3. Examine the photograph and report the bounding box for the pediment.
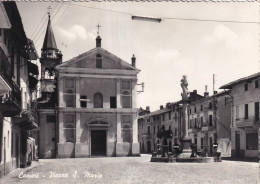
[56,47,140,72]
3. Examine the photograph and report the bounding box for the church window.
[64,90,75,107]
[110,96,116,108]
[122,115,131,143]
[94,92,103,108]
[122,129,130,143]
[96,54,102,68]
[64,114,75,143]
[64,124,75,143]
[64,78,75,107]
[80,95,87,108]
[122,91,131,108]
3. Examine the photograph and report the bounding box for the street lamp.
[131,15,162,23]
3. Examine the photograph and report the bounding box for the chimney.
[204,85,209,97]
[96,36,102,47]
[193,90,197,94]
[146,106,150,112]
[160,105,163,110]
[131,54,136,67]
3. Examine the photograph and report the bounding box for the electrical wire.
[53,3,71,27]
[29,2,54,38]
[34,3,64,48]
[66,2,259,25]
[31,2,59,41]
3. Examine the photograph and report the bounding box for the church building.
[38,14,140,158]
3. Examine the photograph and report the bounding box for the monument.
[178,75,193,158]
[176,75,215,162]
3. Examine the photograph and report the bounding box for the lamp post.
[131,15,162,23]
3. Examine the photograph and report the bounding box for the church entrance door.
[91,130,106,156]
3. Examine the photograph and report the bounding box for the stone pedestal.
[178,137,192,158]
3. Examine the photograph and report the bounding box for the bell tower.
[38,9,62,108]
[40,9,62,79]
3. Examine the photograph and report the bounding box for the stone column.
[75,77,80,108]
[116,79,121,108]
[58,77,64,107]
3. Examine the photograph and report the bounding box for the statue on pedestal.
[181,75,189,101]
[178,75,192,158]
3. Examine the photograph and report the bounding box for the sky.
[17,2,259,111]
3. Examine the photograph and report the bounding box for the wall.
[230,77,259,158]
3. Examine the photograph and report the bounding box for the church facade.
[38,15,140,158]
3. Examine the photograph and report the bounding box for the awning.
[0,3,11,29]
[25,39,39,60]
[13,110,38,130]
[29,75,38,90]
[28,62,39,75]
[0,74,11,95]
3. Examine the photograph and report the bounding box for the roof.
[190,90,230,105]
[219,72,260,89]
[56,47,140,72]
[42,16,57,50]
[0,2,11,29]
[139,108,171,119]
[3,2,27,50]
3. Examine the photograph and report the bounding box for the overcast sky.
[17,2,259,111]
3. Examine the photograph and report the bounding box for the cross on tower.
[96,24,101,35]
[47,6,52,18]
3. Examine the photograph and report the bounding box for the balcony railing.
[188,127,199,133]
[0,77,22,117]
[236,116,258,128]
[201,123,214,132]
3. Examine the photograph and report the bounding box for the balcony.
[236,116,258,128]
[0,78,22,117]
[28,61,39,76]
[29,75,38,90]
[13,110,38,130]
[188,127,198,133]
[201,124,214,132]
[142,133,152,140]
[0,50,12,95]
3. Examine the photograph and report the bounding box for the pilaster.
[58,77,64,107]
[117,113,122,142]
[76,77,80,108]
[76,112,81,143]
[116,79,121,108]
[58,112,64,143]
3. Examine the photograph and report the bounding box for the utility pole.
[213,74,217,144]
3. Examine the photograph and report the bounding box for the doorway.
[91,130,106,156]
[235,131,240,157]
[147,141,151,153]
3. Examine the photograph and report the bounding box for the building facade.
[138,90,204,154]
[220,72,259,159]
[187,91,232,157]
[38,16,140,158]
[0,2,38,177]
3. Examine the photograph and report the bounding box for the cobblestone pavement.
[1,154,259,184]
